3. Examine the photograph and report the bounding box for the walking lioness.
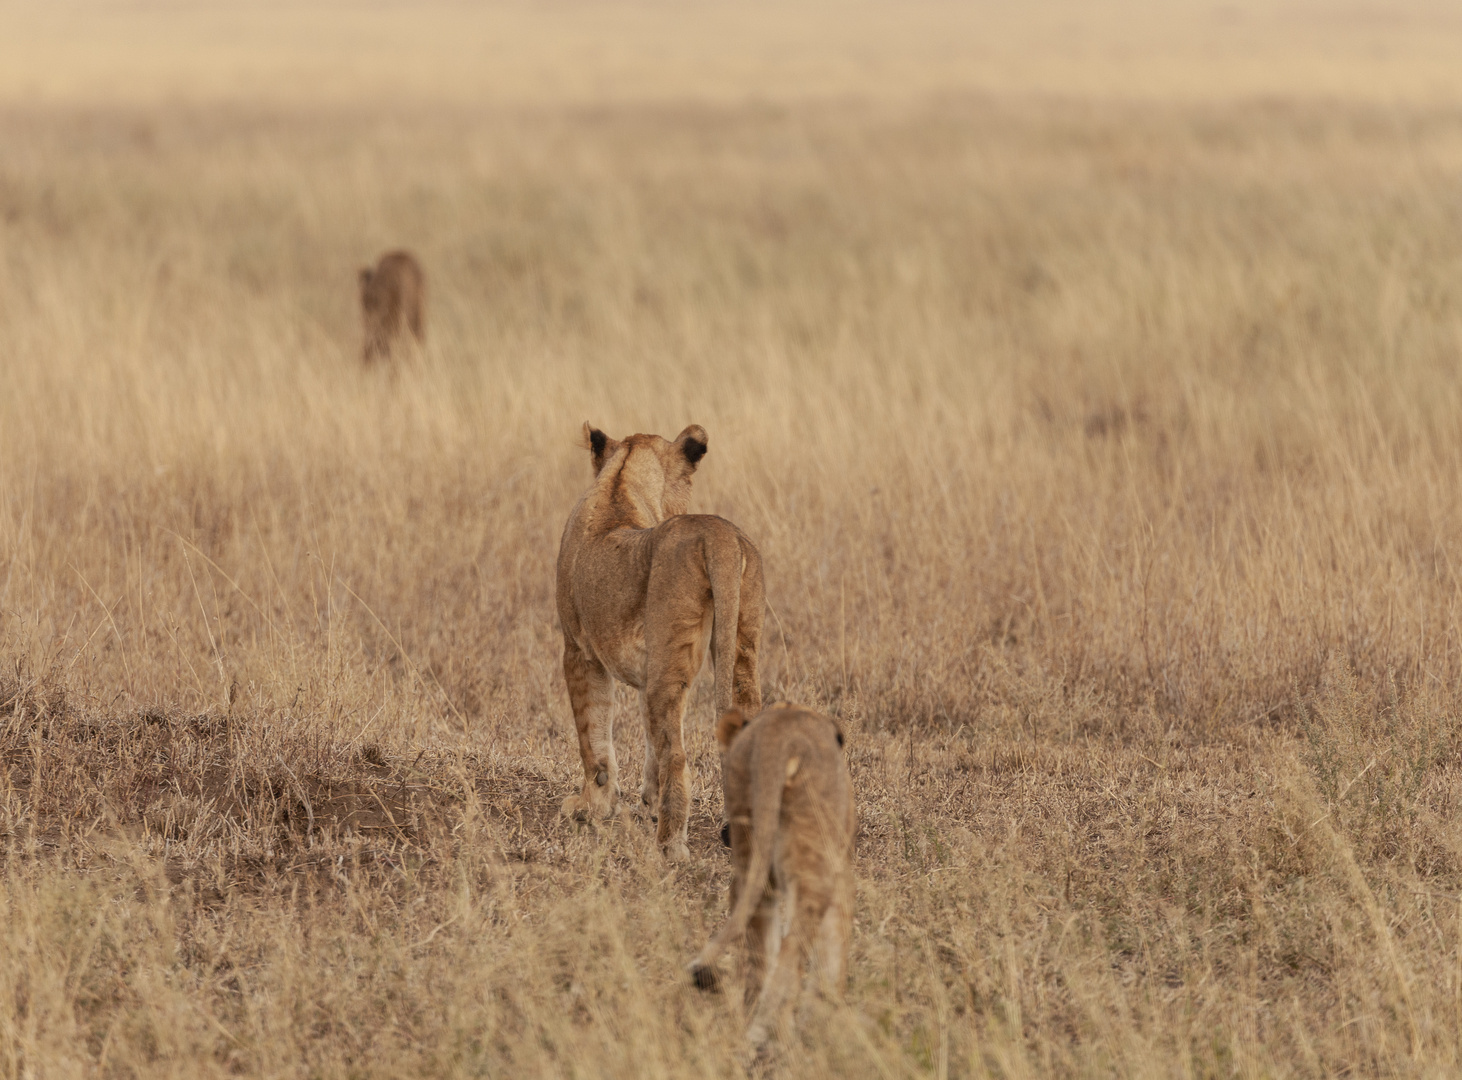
[556,422,764,861]
[358,250,425,364]
[689,703,856,1053]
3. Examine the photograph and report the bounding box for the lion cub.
[358,250,425,364]
[690,703,856,1052]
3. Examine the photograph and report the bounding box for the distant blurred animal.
[358,250,425,364]
[556,422,764,862]
[689,703,856,1054]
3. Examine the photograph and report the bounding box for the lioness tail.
[707,532,744,716]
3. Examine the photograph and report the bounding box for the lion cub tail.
[689,727,792,986]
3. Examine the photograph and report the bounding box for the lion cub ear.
[716,708,748,750]
[673,425,708,469]
[583,422,618,476]
[358,267,374,290]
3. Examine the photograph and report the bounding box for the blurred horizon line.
[3,0,1462,110]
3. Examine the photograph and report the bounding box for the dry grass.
[6,5,1462,1077]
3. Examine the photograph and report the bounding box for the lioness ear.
[716,708,747,750]
[674,425,708,469]
[583,422,616,476]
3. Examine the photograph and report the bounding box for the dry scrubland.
[7,7,1462,1075]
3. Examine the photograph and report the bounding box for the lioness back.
[358,249,426,364]
[556,423,765,862]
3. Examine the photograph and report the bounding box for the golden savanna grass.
[6,2,1462,1076]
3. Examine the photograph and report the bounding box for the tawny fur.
[556,422,764,862]
[689,703,856,1053]
[358,250,426,364]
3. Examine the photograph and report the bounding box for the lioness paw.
[561,790,617,823]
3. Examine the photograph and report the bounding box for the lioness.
[689,703,856,1052]
[359,250,425,364]
[557,422,764,861]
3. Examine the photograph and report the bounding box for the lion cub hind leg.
[814,871,854,999]
[745,884,824,1053]
[744,888,775,1010]
[691,703,855,1055]
[560,644,620,822]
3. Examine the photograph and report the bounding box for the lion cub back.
[719,704,853,850]
[692,703,856,1051]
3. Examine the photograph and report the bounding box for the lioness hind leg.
[560,643,619,822]
[645,678,692,861]
[734,546,765,713]
[733,623,762,715]
[645,612,702,860]
[361,330,387,365]
[406,296,424,343]
[639,692,658,808]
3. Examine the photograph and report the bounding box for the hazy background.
[5,1,1462,107]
